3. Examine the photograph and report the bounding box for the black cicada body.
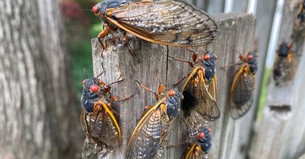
[126,88,183,159]
[273,42,296,86]
[92,0,218,47]
[230,51,258,119]
[181,50,219,124]
[80,78,121,147]
[185,127,212,159]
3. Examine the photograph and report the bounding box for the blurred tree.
[0,0,82,159]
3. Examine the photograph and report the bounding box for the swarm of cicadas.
[92,0,218,50]
[126,82,183,159]
[82,0,225,157]
[273,42,296,86]
[184,126,212,159]
[229,51,258,119]
[80,78,121,148]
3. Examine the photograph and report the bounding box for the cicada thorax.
[273,42,296,86]
[181,51,219,125]
[93,0,218,47]
[230,51,258,119]
[184,126,212,159]
[80,78,121,148]
[126,89,183,159]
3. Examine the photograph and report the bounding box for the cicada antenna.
[231,45,243,56]
[83,67,89,78]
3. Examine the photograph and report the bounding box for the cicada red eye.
[203,54,211,61]
[239,55,244,60]
[198,132,205,139]
[82,80,86,85]
[92,5,98,14]
[247,54,253,60]
[90,85,99,92]
[168,90,176,96]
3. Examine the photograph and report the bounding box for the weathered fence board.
[249,0,305,158]
[87,13,256,159]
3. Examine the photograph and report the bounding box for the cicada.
[273,42,296,86]
[185,126,212,159]
[230,51,258,119]
[174,49,219,125]
[292,0,305,41]
[92,0,218,48]
[80,77,121,148]
[126,83,183,159]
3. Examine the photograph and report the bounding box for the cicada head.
[81,78,102,113]
[197,127,212,154]
[246,51,258,74]
[200,51,217,82]
[92,0,127,16]
[165,89,183,120]
[278,42,291,57]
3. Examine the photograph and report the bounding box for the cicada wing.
[273,52,296,84]
[126,100,166,159]
[185,143,207,159]
[207,76,217,100]
[281,52,296,82]
[108,1,218,47]
[182,68,220,122]
[80,108,89,135]
[230,65,255,119]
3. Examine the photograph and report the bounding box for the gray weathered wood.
[89,13,256,159]
[249,0,305,158]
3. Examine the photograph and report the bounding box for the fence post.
[84,13,256,159]
[248,0,305,158]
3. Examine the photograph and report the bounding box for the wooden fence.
[84,0,305,159]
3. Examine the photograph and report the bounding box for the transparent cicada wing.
[181,67,220,122]
[126,100,169,159]
[230,64,255,119]
[80,102,121,147]
[107,0,218,47]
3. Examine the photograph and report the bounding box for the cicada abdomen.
[92,0,218,48]
[181,50,219,125]
[126,88,183,159]
[185,126,212,159]
[273,42,296,86]
[230,51,258,119]
[80,78,121,148]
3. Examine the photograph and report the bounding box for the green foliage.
[70,23,102,96]
[257,68,272,119]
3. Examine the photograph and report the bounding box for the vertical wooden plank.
[89,13,256,159]
[212,13,256,159]
[249,0,305,158]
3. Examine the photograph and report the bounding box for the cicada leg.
[122,31,140,63]
[112,92,136,102]
[173,73,191,87]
